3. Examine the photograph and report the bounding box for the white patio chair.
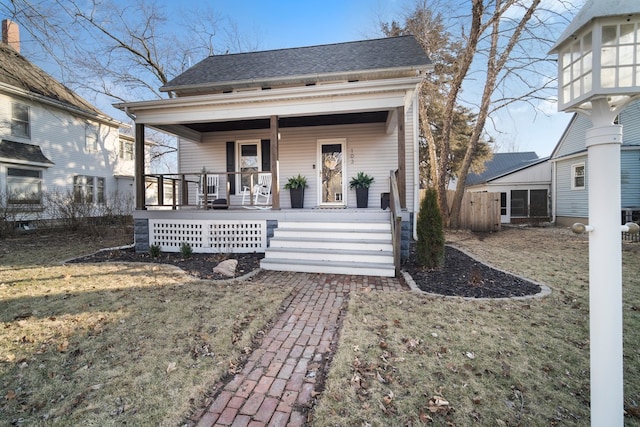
[197,174,219,207]
[241,173,272,207]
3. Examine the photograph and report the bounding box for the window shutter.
[226,141,235,194]
[261,139,271,171]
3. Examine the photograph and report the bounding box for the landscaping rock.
[213,259,238,277]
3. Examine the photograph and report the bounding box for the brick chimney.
[2,19,20,53]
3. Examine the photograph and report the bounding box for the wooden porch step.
[273,228,391,241]
[269,237,393,252]
[261,220,396,277]
[260,258,396,277]
[276,221,391,231]
[265,247,393,264]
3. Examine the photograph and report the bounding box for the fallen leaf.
[427,395,454,415]
[166,362,177,374]
[5,390,16,400]
[58,340,69,353]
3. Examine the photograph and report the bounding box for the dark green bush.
[416,188,445,269]
[180,242,193,258]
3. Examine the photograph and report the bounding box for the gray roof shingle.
[0,43,103,116]
[466,152,542,186]
[0,139,54,165]
[162,35,431,93]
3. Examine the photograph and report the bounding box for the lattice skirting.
[149,219,267,253]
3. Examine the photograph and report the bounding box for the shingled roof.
[0,43,103,116]
[162,35,431,94]
[0,139,54,165]
[466,152,544,186]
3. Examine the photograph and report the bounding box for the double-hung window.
[85,124,99,152]
[572,163,585,190]
[11,103,30,138]
[74,175,105,204]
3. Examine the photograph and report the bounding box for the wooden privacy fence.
[420,190,501,232]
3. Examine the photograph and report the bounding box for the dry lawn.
[313,227,640,426]
[0,230,291,426]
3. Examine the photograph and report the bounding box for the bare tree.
[1,0,259,171]
[382,0,577,227]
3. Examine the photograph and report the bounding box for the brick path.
[195,271,406,427]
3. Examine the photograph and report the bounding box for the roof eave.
[159,65,432,94]
[0,82,124,127]
[116,76,425,113]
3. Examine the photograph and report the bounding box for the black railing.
[142,171,273,210]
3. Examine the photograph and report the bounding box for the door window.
[320,142,344,205]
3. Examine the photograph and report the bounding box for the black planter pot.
[355,187,369,208]
[290,188,305,208]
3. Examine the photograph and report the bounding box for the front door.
[318,139,346,207]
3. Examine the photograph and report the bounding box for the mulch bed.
[67,246,264,280]
[403,243,541,298]
[69,242,541,298]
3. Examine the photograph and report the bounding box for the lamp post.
[550,1,640,425]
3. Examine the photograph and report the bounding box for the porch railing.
[142,171,273,210]
[389,169,403,277]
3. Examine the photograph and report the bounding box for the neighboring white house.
[115,35,432,276]
[465,152,551,224]
[550,100,640,227]
[0,20,135,226]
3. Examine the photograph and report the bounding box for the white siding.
[0,91,127,220]
[490,161,551,185]
[178,113,416,211]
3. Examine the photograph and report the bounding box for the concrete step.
[260,258,396,277]
[264,247,393,264]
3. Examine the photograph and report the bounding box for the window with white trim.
[11,103,30,138]
[119,139,134,160]
[74,175,105,204]
[572,163,585,190]
[7,167,42,205]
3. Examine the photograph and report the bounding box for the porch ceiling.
[181,111,389,133]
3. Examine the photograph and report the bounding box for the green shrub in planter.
[284,174,308,208]
[349,172,374,208]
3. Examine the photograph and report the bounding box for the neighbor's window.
[572,163,585,189]
[74,175,104,204]
[11,103,30,138]
[85,124,99,152]
[119,139,134,160]
[7,167,42,205]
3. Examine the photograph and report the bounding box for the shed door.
[318,139,346,207]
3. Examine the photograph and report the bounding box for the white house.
[116,36,432,277]
[0,20,134,227]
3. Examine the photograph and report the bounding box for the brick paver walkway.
[195,271,406,427]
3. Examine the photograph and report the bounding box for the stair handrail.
[389,170,403,277]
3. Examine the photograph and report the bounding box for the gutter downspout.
[551,159,557,223]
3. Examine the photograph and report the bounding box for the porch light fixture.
[550,1,640,425]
